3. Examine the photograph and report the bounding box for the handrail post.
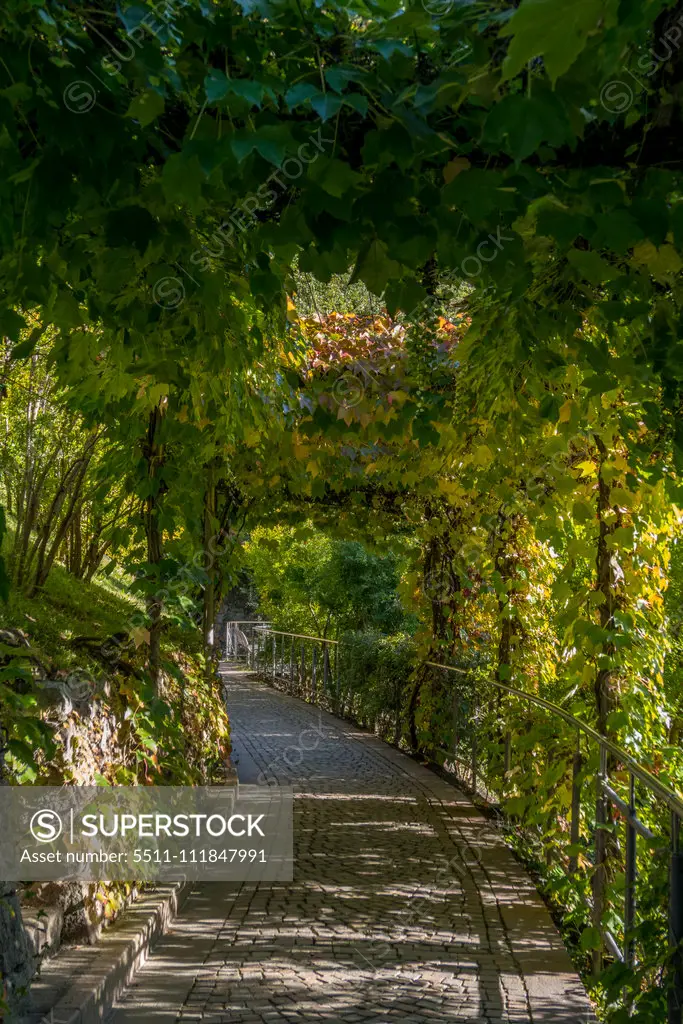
[323,644,330,696]
[452,683,458,768]
[312,644,318,702]
[569,730,582,875]
[592,744,608,978]
[669,812,683,1024]
[335,643,340,712]
[300,642,305,696]
[471,681,478,793]
[272,632,276,682]
[289,637,294,690]
[624,772,636,988]
[422,654,683,1017]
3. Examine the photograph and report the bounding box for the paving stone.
[108,665,596,1024]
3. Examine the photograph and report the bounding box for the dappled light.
[1,2,683,1022]
[108,669,593,1023]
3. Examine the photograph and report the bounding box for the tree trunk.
[143,406,165,691]
[202,459,218,655]
[71,503,83,578]
[591,434,623,974]
[28,437,96,596]
[81,512,103,580]
[494,511,522,684]
[408,502,463,754]
[594,435,621,736]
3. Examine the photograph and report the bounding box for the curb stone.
[15,757,237,1024]
[17,881,192,1024]
[23,904,65,960]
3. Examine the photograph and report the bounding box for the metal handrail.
[243,625,339,708]
[240,625,683,1017]
[427,662,683,818]
[237,632,683,811]
[227,620,272,624]
[428,660,683,1017]
[231,622,683,1015]
[267,629,339,644]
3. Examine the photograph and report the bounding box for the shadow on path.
[108,666,595,1024]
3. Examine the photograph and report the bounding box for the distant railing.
[224,622,683,1020]
[224,620,271,662]
[246,627,339,705]
[240,628,403,737]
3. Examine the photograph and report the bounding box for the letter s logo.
[30,809,63,844]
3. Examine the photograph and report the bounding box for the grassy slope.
[1,555,230,789]
[2,564,142,671]
[0,557,201,677]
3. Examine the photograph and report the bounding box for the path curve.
[109,665,594,1023]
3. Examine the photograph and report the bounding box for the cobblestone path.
[109,666,594,1023]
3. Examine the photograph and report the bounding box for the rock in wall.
[1,878,34,1017]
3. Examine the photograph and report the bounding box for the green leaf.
[7,739,36,768]
[325,67,362,93]
[350,238,402,295]
[590,211,644,254]
[308,158,363,198]
[505,795,530,818]
[0,82,33,107]
[126,90,165,127]
[536,207,589,248]
[583,371,618,395]
[227,79,268,108]
[671,203,683,253]
[443,169,514,220]
[567,248,618,285]
[310,94,343,122]
[362,124,414,171]
[412,411,441,448]
[606,709,629,732]
[371,39,413,61]
[539,394,560,420]
[572,500,594,524]
[285,83,322,108]
[10,336,38,360]
[384,277,428,317]
[231,126,292,166]
[565,843,584,857]
[161,154,205,213]
[206,74,272,108]
[344,94,369,117]
[580,926,602,952]
[205,69,228,103]
[473,444,493,466]
[50,292,84,330]
[105,206,159,255]
[0,308,27,342]
[483,93,571,161]
[501,0,618,84]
